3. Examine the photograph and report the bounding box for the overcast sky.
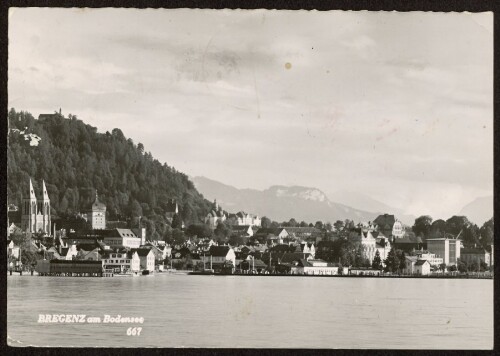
[8,8,493,219]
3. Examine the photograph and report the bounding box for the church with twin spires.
[21,178,51,235]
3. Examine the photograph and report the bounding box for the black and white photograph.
[6,7,494,349]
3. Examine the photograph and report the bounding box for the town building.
[130,248,155,272]
[460,247,491,267]
[426,238,462,266]
[392,232,424,253]
[103,251,141,273]
[290,259,339,275]
[411,250,443,266]
[374,232,392,262]
[103,229,141,249]
[84,191,106,230]
[414,259,431,275]
[200,246,236,270]
[373,214,404,238]
[349,229,377,263]
[295,242,315,258]
[21,178,51,235]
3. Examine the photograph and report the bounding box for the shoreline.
[187,272,493,279]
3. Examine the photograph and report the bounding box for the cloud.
[8,8,493,218]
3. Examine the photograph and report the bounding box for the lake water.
[7,274,493,349]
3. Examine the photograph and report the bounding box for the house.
[200,246,236,270]
[103,251,140,273]
[404,256,418,274]
[373,232,391,262]
[131,248,155,272]
[290,259,339,275]
[415,259,431,275]
[59,244,78,260]
[204,200,227,228]
[460,247,491,267]
[349,229,377,263]
[230,225,255,237]
[7,239,20,260]
[77,248,102,262]
[255,228,289,244]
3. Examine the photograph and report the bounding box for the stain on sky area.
[285,62,292,70]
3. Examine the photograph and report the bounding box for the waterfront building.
[348,267,381,276]
[460,247,491,267]
[414,260,431,275]
[131,248,155,271]
[290,259,339,275]
[200,246,236,270]
[426,238,462,266]
[7,239,20,260]
[349,229,377,263]
[103,251,140,273]
[21,178,51,235]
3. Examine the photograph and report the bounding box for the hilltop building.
[374,214,404,239]
[227,211,262,227]
[204,199,227,228]
[21,178,51,235]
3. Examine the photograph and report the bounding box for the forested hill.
[7,109,213,239]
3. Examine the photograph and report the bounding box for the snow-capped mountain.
[192,176,383,223]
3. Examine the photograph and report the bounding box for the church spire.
[42,180,50,201]
[28,178,36,200]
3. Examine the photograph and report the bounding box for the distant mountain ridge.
[192,176,396,224]
[459,196,493,226]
